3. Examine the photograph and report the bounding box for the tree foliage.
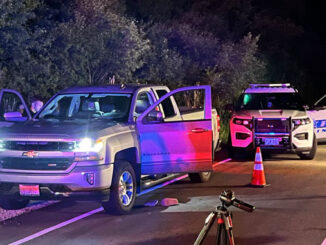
[50,0,149,88]
[4,0,312,110]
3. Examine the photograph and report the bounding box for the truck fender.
[114,147,141,192]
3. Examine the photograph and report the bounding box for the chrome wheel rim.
[118,171,134,206]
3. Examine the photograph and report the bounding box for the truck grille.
[255,119,290,133]
[2,141,75,151]
[0,157,74,171]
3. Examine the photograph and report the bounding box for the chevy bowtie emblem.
[22,150,39,158]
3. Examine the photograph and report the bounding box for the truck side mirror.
[4,111,28,122]
[145,111,163,123]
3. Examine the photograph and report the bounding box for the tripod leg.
[216,221,230,245]
[194,212,217,245]
[225,214,235,245]
[216,215,235,245]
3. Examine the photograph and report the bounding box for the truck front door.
[136,86,213,174]
[0,89,31,128]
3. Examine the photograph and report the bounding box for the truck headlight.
[233,118,252,129]
[292,118,311,129]
[74,138,104,152]
[0,140,4,151]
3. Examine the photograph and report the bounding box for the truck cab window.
[156,89,176,118]
[134,92,153,117]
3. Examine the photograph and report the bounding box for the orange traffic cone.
[250,147,269,187]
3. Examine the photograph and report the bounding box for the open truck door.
[0,89,32,128]
[136,85,213,174]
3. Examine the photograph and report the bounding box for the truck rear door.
[136,85,213,174]
[0,89,31,128]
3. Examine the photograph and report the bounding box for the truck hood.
[233,110,308,119]
[0,119,125,140]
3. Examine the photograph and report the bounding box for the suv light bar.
[249,83,291,88]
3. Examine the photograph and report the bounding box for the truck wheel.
[189,172,212,183]
[298,134,317,160]
[102,161,136,215]
[0,196,29,210]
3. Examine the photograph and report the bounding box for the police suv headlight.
[292,118,311,129]
[233,118,252,129]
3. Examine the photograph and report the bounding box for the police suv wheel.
[102,161,136,215]
[298,134,317,160]
[0,196,29,210]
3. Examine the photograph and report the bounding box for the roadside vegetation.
[0,0,315,142]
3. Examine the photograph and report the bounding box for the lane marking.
[212,158,232,168]
[9,207,104,245]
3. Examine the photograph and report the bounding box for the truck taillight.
[217,115,220,132]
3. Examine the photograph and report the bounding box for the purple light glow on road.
[212,158,232,168]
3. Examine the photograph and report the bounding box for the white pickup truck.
[0,85,220,214]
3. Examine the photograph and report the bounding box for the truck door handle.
[191,128,208,133]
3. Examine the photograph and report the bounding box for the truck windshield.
[236,93,305,111]
[37,93,132,121]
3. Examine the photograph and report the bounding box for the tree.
[48,0,150,88]
[0,0,151,100]
[0,0,63,100]
[205,33,265,110]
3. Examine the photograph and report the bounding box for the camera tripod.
[194,190,255,245]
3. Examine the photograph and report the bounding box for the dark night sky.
[259,0,325,101]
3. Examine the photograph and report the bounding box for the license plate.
[19,184,40,196]
[264,138,279,146]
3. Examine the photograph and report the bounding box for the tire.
[102,161,136,215]
[189,172,212,183]
[298,134,317,160]
[0,196,29,210]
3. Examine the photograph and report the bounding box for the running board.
[141,174,182,190]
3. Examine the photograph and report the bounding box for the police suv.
[229,84,316,159]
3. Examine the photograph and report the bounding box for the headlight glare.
[75,138,104,152]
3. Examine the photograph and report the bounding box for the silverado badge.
[22,150,39,158]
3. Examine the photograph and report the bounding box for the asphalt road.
[1,145,326,245]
